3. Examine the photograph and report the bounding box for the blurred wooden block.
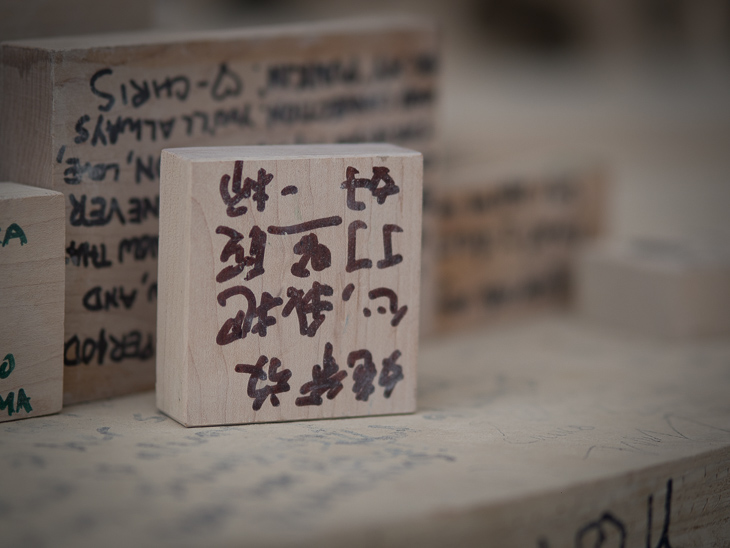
[0,182,64,422]
[577,239,730,339]
[0,19,438,405]
[429,156,606,334]
[158,144,422,426]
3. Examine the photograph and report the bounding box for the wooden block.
[0,182,64,422]
[429,156,606,334]
[576,239,730,339]
[157,144,422,426]
[0,19,438,404]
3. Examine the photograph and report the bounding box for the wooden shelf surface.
[2,315,729,547]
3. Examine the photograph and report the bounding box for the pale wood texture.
[0,19,438,405]
[2,315,729,546]
[577,239,730,338]
[158,144,422,426]
[430,157,606,334]
[0,182,64,422]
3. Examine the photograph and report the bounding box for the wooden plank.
[430,156,606,334]
[0,182,64,422]
[0,19,438,404]
[577,239,730,338]
[1,316,729,546]
[158,144,422,426]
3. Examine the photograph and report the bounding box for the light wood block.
[0,19,438,404]
[577,239,730,338]
[158,144,422,426]
[430,156,606,334]
[2,316,729,546]
[0,182,64,422]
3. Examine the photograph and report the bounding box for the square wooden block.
[0,183,64,422]
[158,144,422,426]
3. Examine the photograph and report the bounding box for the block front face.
[0,20,438,404]
[0,183,64,422]
[159,145,421,426]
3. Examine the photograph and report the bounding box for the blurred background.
[3,0,727,247]
[2,0,729,337]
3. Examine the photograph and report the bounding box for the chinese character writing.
[379,349,404,398]
[282,281,334,337]
[295,342,348,406]
[346,222,405,273]
[235,355,291,411]
[347,349,376,402]
[291,233,331,278]
[364,287,408,326]
[216,286,283,345]
[219,162,273,216]
[341,166,400,211]
[267,216,342,235]
[342,283,356,301]
[377,224,403,269]
[215,225,266,282]
[347,220,372,273]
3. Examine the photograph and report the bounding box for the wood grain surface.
[0,182,64,422]
[158,144,422,426]
[1,315,729,546]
